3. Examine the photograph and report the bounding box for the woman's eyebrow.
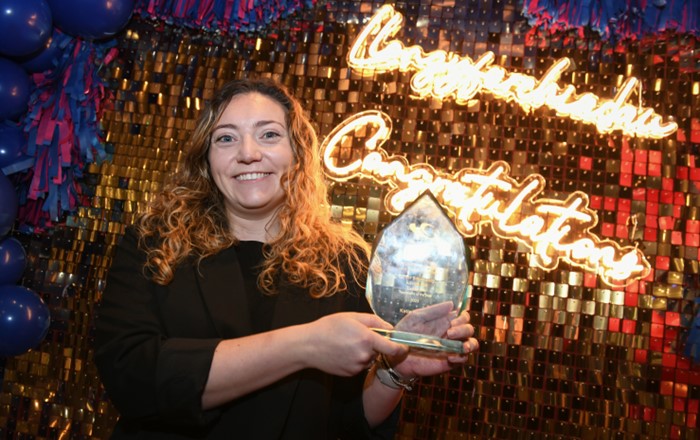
[212,123,237,132]
[253,120,286,129]
[212,120,285,132]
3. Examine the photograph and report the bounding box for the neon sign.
[321,111,651,287]
[348,4,677,139]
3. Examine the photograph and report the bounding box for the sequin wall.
[1,0,699,438]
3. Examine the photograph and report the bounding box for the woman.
[94,78,479,439]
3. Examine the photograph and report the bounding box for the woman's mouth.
[235,172,271,181]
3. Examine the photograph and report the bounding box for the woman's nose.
[237,135,263,162]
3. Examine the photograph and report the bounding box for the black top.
[237,241,276,333]
[94,228,398,439]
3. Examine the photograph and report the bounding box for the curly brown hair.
[135,78,370,297]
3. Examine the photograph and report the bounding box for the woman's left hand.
[384,301,479,379]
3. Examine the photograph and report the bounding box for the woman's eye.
[261,131,281,140]
[214,134,235,143]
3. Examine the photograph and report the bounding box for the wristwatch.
[374,354,418,391]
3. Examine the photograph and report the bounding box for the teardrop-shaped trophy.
[366,190,470,353]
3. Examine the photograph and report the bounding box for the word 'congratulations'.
[347,5,677,139]
[322,111,651,287]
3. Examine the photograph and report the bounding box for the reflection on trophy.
[366,190,471,353]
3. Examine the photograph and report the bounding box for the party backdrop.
[1,0,699,439]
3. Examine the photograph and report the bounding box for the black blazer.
[94,227,388,439]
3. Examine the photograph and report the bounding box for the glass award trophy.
[366,190,471,354]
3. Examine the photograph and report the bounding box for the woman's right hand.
[301,313,408,376]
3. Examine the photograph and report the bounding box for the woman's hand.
[302,312,408,377]
[385,301,479,379]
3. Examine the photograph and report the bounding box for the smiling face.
[207,92,294,231]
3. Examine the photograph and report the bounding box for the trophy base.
[372,328,465,354]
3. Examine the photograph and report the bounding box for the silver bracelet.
[374,354,417,391]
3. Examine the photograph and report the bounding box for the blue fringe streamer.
[521,0,699,40]
[134,0,317,33]
[18,35,115,229]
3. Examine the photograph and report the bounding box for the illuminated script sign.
[321,110,651,287]
[348,4,677,139]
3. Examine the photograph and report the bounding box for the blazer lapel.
[197,250,327,438]
[195,246,254,338]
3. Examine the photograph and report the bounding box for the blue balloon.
[0,237,26,285]
[0,0,53,57]
[15,27,67,73]
[0,285,51,357]
[0,124,25,169]
[47,0,135,40]
[0,58,31,121]
[0,171,18,237]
